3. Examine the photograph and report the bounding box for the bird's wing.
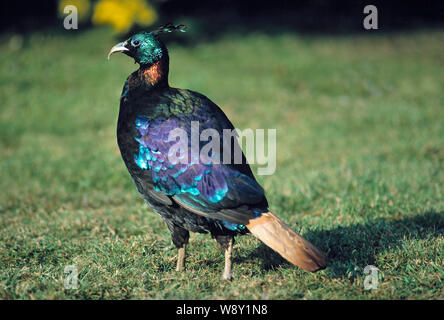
[134,91,267,225]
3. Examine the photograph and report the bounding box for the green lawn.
[0,27,443,299]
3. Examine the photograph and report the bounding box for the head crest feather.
[151,23,187,36]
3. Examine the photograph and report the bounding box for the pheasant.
[108,24,326,279]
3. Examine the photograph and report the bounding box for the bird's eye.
[132,40,141,47]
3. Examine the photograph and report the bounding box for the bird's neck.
[131,57,169,90]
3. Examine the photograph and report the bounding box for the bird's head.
[108,24,186,67]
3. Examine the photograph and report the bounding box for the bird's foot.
[221,270,233,281]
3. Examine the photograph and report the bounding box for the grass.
[0,27,443,299]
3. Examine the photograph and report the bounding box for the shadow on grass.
[239,211,444,277]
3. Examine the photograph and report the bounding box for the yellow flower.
[92,0,157,34]
[58,0,91,23]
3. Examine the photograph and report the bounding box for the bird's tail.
[246,212,326,272]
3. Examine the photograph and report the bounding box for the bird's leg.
[176,243,186,272]
[214,235,234,281]
[165,221,189,272]
[222,238,233,280]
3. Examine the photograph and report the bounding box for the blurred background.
[0,0,443,299]
[1,0,444,39]
[1,0,444,35]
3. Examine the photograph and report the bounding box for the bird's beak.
[107,41,129,60]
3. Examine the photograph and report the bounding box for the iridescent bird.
[108,24,326,279]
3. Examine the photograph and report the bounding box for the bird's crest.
[151,23,187,36]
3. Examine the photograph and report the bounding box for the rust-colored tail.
[246,212,326,272]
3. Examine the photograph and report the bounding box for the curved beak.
[107,41,129,60]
